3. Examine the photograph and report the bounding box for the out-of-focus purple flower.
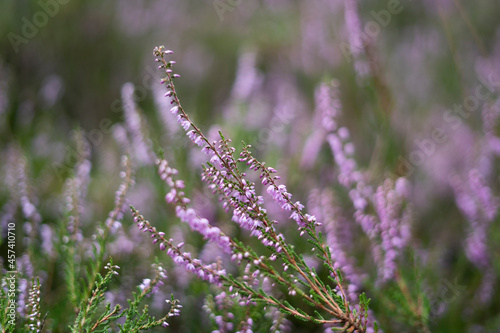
[153,84,179,137]
[17,155,41,225]
[104,156,134,234]
[111,124,132,155]
[314,80,411,283]
[481,100,500,162]
[39,74,64,108]
[139,278,151,292]
[267,305,291,333]
[374,178,412,282]
[122,82,155,166]
[16,254,35,316]
[308,188,364,302]
[343,0,369,78]
[40,224,55,257]
[450,169,498,270]
[224,48,261,125]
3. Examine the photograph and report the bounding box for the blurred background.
[1,0,500,332]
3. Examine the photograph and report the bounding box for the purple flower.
[158,159,233,254]
[122,83,154,165]
[132,207,227,287]
[343,0,370,77]
[450,169,498,271]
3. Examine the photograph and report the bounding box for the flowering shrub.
[127,45,374,332]
[1,1,500,332]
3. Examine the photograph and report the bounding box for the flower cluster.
[154,48,291,255]
[450,169,498,269]
[316,80,411,283]
[121,82,155,165]
[64,131,91,242]
[132,207,227,286]
[26,278,42,332]
[163,296,183,327]
[158,158,233,254]
[308,188,363,302]
[138,262,167,296]
[240,146,320,232]
[130,45,376,332]
[104,155,134,233]
[373,178,412,282]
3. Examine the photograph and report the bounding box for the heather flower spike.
[132,45,376,332]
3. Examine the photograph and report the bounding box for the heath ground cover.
[1,1,500,332]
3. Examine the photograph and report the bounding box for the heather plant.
[0,144,181,332]
[2,1,500,333]
[126,46,375,332]
[132,45,427,332]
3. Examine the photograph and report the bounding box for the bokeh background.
[1,0,500,332]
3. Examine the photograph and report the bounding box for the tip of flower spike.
[153,45,165,56]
